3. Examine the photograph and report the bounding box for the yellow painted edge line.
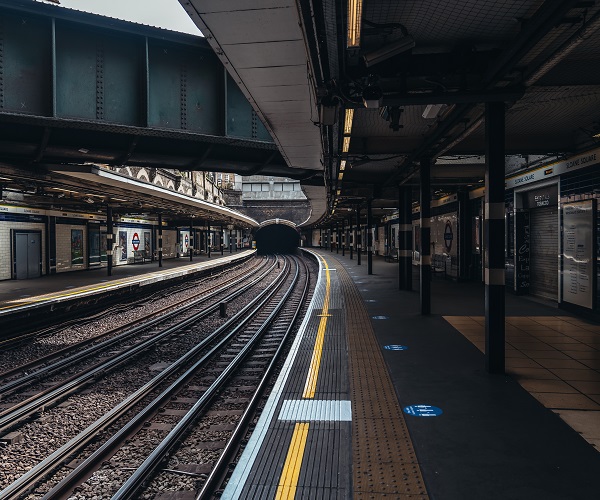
[275,422,310,500]
[0,254,245,310]
[302,256,330,399]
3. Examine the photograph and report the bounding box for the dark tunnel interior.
[254,224,300,254]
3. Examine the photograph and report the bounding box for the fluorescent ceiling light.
[344,108,354,135]
[362,86,383,108]
[340,160,347,171]
[347,0,363,48]
[363,36,415,67]
[342,137,351,153]
[338,172,344,181]
[422,104,444,119]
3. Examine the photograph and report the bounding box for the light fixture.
[342,137,351,153]
[0,176,11,181]
[363,36,415,67]
[83,197,95,204]
[343,108,354,135]
[340,160,347,171]
[338,172,344,181]
[78,148,89,154]
[347,0,363,48]
[422,104,444,119]
[362,85,383,108]
[319,94,339,126]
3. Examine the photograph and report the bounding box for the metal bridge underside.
[0,1,320,183]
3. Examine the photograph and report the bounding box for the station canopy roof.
[180,0,600,225]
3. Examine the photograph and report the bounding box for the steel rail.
[0,257,266,383]
[0,257,289,500]
[112,256,300,499]
[0,257,278,434]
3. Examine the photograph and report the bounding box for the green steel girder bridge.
[0,0,318,181]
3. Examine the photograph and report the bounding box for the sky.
[36,0,202,35]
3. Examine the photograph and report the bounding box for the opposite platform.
[0,250,254,316]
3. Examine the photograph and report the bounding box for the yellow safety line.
[275,422,310,500]
[302,256,331,398]
[0,255,247,311]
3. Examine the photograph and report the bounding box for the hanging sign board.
[562,200,595,309]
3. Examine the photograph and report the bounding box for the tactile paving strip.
[335,260,429,499]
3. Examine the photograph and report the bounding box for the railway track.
[0,256,264,368]
[0,257,278,434]
[0,254,316,499]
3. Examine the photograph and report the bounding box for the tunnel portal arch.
[254,219,300,254]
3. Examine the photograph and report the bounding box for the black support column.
[189,219,193,261]
[106,206,113,276]
[221,225,224,255]
[420,157,431,315]
[356,205,361,265]
[458,190,471,281]
[336,222,340,254]
[349,217,353,259]
[158,213,163,267]
[367,199,373,275]
[485,101,506,374]
[329,226,333,252]
[207,222,211,258]
[341,220,345,256]
[399,186,413,290]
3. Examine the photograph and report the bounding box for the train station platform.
[224,248,600,499]
[0,250,255,316]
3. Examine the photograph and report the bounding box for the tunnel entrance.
[254,224,300,254]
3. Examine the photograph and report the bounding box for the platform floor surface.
[0,251,247,310]
[2,249,599,499]
[321,249,600,500]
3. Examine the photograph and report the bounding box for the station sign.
[506,147,600,189]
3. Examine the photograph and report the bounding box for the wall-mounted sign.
[506,148,600,189]
[514,210,530,294]
[523,185,558,209]
[562,200,596,309]
[444,220,453,252]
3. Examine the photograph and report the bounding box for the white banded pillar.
[158,213,163,267]
[106,205,113,276]
[420,157,431,315]
[485,101,506,374]
[399,186,413,291]
[367,199,373,275]
[189,218,194,262]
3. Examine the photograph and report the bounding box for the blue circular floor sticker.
[372,315,389,320]
[384,345,408,350]
[404,405,443,417]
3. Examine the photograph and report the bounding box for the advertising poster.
[514,210,530,294]
[144,231,150,258]
[71,229,83,265]
[562,200,595,309]
[119,230,127,261]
